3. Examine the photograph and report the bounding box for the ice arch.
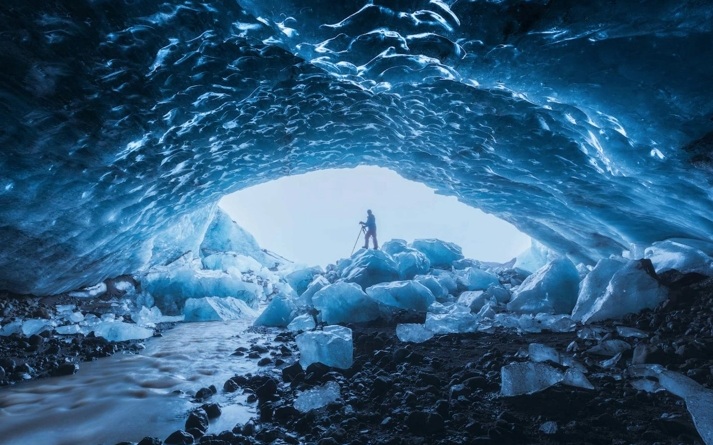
[0,0,711,295]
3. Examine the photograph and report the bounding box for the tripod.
[350,226,367,256]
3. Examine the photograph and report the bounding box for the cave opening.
[219,165,531,267]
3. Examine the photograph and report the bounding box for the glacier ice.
[381,239,410,256]
[410,239,464,269]
[366,280,435,312]
[500,362,564,397]
[296,325,353,370]
[299,275,330,307]
[312,281,380,324]
[644,239,713,276]
[184,297,258,322]
[425,305,479,334]
[457,267,500,291]
[200,208,273,268]
[413,275,449,301]
[393,250,431,280]
[341,249,400,290]
[573,259,667,323]
[287,313,317,332]
[294,381,341,412]
[22,319,54,336]
[396,323,435,343]
[514,240,555,274]
[254,295,297,327]
[457,291,488,312]
[571,258,625,321]
[286,266,325,296]
[507,258,580,315]
[91,321,154,342]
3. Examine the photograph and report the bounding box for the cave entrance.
[219,166,530,267]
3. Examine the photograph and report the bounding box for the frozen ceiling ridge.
[0,0,711,295]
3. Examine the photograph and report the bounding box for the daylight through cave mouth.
[219,166,531,267]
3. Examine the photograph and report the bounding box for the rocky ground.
[0,292,167,385]
[127,272,712,445]
[2,272,712,444]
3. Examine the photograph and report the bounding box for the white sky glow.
[219,166,531,267]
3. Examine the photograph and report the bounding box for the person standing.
[359,209,378,250]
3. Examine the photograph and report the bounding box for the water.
[0,319,273,445]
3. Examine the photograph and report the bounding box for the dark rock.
[186,427,204,439]
[164,430,193,445]
[53,362,79,376]
[255,378,278,402]
[317,438,339,445]
[186,408,209,433]
[257,357,272,366]
[371,376,392,397]
[201,403,222,419]
[137,437,162,445]
[259,402,274,421]
[195,387,214,400]
[406,411,444,435]
[28,334,44,347]
[274,405,299,423]
[223,378,240,393]
[305,362,330,382]
[282,362,303,383]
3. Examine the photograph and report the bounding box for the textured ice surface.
[366,280,435,312]
[294,381,341,413]
[528,343,562,364]
[616,326,648,338]
[184,297,257,322]
[587,339,632,357]
[300,275,330,307]
[410,239,464,268]
[381,240,410,256]
[143,259,262,315]
[0,320,22,337]
[254,295,297,327]
[507,258,580,315]
[425,305,479,334]
[501,362,564,396]
[393,250,431,280]
[644,239,713,276]
[22,319,53,336]
[457,267,500,291]
[200,208,272,267]
[1,1,712,296]
[574,259,667,323]
[287,314,316,332]
[514,241,556,274]
[630,364,713,445]
[91,321,154,341]
[396,323,435,343]
[429,270,459,294]
[286,267,324,296]
[413,275,449,301]
[571,258,625,320]
[341,249,400,290]
[457,291,488,312]
[296,325,353,369]
[312,282,380,324]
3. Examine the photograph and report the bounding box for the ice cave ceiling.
[0,0,712,295]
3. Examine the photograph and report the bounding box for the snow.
[184,297,257,322]
[573,259,667,323]
[296,325,353,369]
[312,282,380,324]
[410,239,464,268]
[507,258,580,315]
[366,280,436,312]
[294,381,341,412]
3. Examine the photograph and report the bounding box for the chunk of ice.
[457,267,500,291]
[500,362,564,396]
[410,239,464,268]
[184,297,257,322]
[425,307,478,334]
[571,258,623,320]
[396,324,434,343]
[616,326,648,338]
[300,275,330,307]
[55,324,82,335]
[381,239,410,256]
[341,249,400,289]
[287,314,316,332]
[393,250,430,280]
[92,321,154,341]
[285,266,324,296]
[507,258,580,315]
[22,319,53,336]
[68,282,107,298]
[575,259,667,323]
[0,320,22,336]
[430,269,458,293]
[366,280,435,312]
[644,239,713,276]
[313,282,379,324]
[587,339,632,357]
[413,275,449,301]
[296,325,353,369]
[294,381,341,412]
[629,378,664,393]
[528,343,561,364]
[254,295,297,327]
[563,368,595,390]
[457,290,488,312]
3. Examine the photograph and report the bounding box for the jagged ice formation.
[0,0,712,295]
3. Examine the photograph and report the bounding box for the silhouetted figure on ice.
[359,209,378,250]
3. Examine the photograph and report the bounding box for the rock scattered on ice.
[294,381,341,412]
[296,325,353,369]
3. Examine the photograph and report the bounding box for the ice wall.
[0,0,711,295]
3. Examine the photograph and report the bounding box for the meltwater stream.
[0,319,272,445]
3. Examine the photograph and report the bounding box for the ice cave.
[1,1,712,445]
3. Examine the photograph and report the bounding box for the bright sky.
[219,166,531,267]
